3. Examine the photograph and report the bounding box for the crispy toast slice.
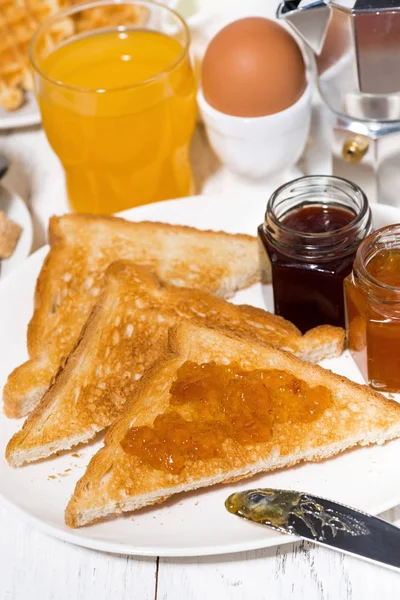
[65,321,400,528]
[3,214,263,418]
[6,261,344,467]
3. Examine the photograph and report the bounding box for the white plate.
[1,194,400,558]
[0,185,33,279]
[0,93,41,130]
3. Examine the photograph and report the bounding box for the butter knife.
[225,488,400,571]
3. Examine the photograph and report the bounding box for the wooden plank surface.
[0,506,157,600]
[2,503,400,600]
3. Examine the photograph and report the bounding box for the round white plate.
[0,185,33,279]
[1,194,400,558]
[0,93,41,130]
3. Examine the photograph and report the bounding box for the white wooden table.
[2,127,400,600]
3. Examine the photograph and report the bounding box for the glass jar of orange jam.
[345,225,400,392]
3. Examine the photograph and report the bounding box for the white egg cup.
[197,83,312,193]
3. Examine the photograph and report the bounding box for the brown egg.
[201,17,306,117]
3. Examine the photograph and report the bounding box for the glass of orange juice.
[30,1,197,214]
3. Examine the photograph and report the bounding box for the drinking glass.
[30,0,197,214]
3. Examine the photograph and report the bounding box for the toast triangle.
[6,261,344,467]
[65,322,400,528]
[4,214,263,418]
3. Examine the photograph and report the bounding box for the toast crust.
[6,261,345,467]
[65,322,400,528]
[3,215,262,418]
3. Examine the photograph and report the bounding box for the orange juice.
[35,29,197,213]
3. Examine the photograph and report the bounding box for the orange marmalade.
[121,361,333,474]
[367,250,400,287]
[345,225,400,392]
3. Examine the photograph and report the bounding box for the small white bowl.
[197,83,312,181]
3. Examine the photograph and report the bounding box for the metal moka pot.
[277,0,400,206]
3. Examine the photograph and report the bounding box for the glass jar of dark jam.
[258,176,372,333]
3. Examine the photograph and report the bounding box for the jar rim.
[265,175,370,243]
[262,175,372,262]
[354,225,400,298]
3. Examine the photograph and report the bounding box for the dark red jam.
[282,205,355,234]
[266,205,356,333]
[259,177,371,334]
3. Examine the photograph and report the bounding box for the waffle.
[0,0,64,110]
[0,0,144,111]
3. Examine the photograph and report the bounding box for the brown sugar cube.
[0,212,22,258]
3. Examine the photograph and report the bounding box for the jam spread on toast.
[121,361,332,474]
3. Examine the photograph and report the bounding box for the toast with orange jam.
[3,214,263,419]
[65,321,400,528]
[6,261,344,467]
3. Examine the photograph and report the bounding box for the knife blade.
[225,488,400,571]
